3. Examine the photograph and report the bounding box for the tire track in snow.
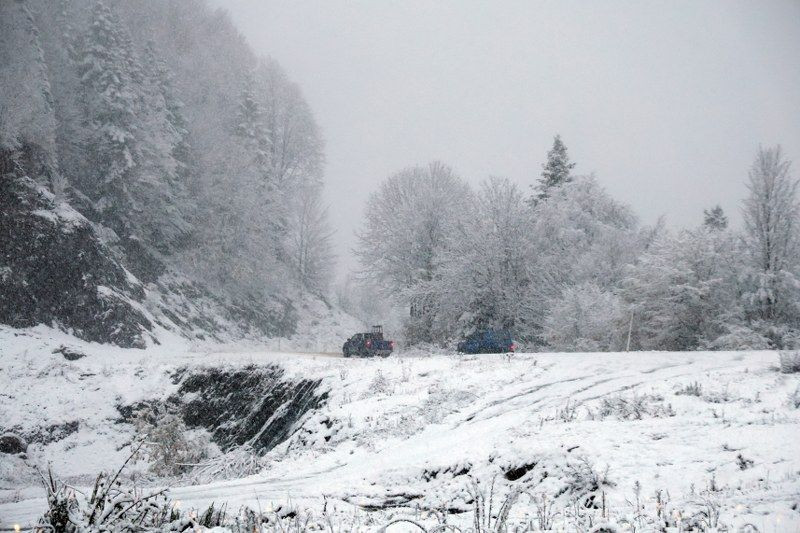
[455,358,736,426]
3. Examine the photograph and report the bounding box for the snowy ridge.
[1,327,798,530]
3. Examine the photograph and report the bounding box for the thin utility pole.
[626,310,634,352]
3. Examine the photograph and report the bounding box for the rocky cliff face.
[175,365,326,453]
[0,172,154,348]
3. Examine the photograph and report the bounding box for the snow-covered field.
[1,326,799,531]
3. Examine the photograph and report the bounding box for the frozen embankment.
[1,326,799,531]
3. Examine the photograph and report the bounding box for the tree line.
[349,137,800,352]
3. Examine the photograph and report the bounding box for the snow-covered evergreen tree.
[75,0,141,230]
[0,0,63,197]
[73,1,196,273]
[704,205,728,230]
[2,0,336,339]
[135,40,194,252]
[531,134,576,203]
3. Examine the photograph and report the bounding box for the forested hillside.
[0,0,336,345]
[348,139,800,352]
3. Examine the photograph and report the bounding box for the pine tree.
[48,0,82,199]
[234,75,271,176]
[76,0,141,228]
[144,42,192,181]
[532,134,576,203]
[235,74,292,254]
[0,0,64,197]
[135,40,194,251]
[703,205,728,230]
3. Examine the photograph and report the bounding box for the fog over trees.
[2,0,334,322]
[350,140,800,351]
[2,0,799,352]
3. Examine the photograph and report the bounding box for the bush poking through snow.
[595,393,675,420]
[37,444,180,532]
[379,469,622,532]
[187,444,268,484]
[560,457,615,509]
[468,477,524,533]
[788,385,800,409]
[363,369,393,398]
[133,406,210,476]
[779,351,800,373]
[35,448,321,532]
[736,453,754,470]
[34,463,296,532]
[675,381,702,397]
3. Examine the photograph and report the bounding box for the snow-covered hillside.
[1,327,798,531]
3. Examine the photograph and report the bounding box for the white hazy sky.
[212,0,800,277]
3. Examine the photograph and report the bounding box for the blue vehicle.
[457,330,516,354]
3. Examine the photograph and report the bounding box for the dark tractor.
[457,329,516,354]
[343,325,395,358]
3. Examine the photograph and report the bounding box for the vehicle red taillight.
[366,340,372,348]
[390,341,395,348]
[510,343,516,351]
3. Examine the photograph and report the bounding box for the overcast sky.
[213,0,800,277]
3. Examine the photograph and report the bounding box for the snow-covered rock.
[0,176,154,348]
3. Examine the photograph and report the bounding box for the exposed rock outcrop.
[0,173,153,348]
[0,433,27,455]
[173,365,326,453]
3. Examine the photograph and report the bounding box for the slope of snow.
[1,327,799,531]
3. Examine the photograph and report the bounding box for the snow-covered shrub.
[560,457,615,509]
[703,324,772,351]
[535,399,581,424]
[675,381,702,396]
[133,406,210,476]
[789,385,800,409]
[702,385,737,404]
[187,444,267,484]
[595,393,674,420]
[779,351,800,373]
[422,383,475,424]
[37,449,215,532]
[362,369,393,398]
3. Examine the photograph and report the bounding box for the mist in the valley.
[215,0,800,276]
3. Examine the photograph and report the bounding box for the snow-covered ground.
[1,326,799,531]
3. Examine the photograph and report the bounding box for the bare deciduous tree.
[287,183,335,293]
[355,161,472,342]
